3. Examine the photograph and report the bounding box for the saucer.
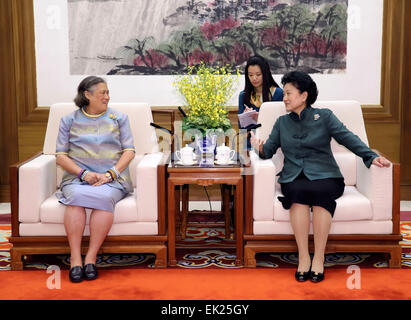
[175,160,196,166]
[214,160,236,165]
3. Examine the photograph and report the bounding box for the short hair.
[74,76,106,108]
[281,71,318,106]
[244,55,280,106]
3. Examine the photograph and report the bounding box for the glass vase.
[195,131,217,166]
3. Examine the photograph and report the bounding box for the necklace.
[81,107,107,118]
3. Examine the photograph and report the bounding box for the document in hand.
[238,110,258,128]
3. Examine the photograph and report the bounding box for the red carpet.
[1,212,411,300]
[0,268,410,300]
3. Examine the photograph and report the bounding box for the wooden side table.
[167,163,244,266]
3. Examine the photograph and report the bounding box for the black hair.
[243,55,280,107]
[281,71,318,106]
[74,76,106,108]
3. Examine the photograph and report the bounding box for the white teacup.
[216,144,235,164]
[175,144,195,165]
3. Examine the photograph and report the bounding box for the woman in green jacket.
[250,71,390,283]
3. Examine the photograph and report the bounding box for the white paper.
[238,110,258,128]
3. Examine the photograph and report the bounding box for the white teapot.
[175,144,195,165]
[216,144,236,164]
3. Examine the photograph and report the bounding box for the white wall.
[34,0,383,107]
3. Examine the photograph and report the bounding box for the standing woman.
[238,55,283,127]
[250,71,390,283]
[56,76,135,283]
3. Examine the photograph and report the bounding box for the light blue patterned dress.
[55,107,135,213]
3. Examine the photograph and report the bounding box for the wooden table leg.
[223,185,231,239]
[167,180,177,266]
[235,178,244,266]
[181,184,189,239]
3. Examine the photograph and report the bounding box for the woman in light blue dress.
[56,76,135,282]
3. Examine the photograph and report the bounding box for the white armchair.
[244,101,402,268]
[9,103,168,269]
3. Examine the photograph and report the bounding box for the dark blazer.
[259,105,378,183]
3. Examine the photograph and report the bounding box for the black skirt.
[278,171,345,217]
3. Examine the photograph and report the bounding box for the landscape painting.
[68,0,348,75]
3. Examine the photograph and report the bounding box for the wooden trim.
[0,0,19,197]
[12,0,404,124]
[11,0,45,123]
[10,237,168,270]
[244,239,402,268]
[362,0,404,123]
[157,159,168,235]
[9,164,19,237]
[244,174,253,235]
[399,0,411,200]
[244,234,403,241]
[392,162,401,234]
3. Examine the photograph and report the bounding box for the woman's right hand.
[82,171,99,185]
[244,105,258,121]
[92,173,112,187]
[244,105,254,113]
[249,131,264,154]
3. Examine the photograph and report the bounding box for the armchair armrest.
[356,157,392,221]
[135,152,164,222]
[18,154,57,223]
[250,151,276,221]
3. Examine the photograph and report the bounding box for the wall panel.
[0,0,19,201]
[400,0,411,199]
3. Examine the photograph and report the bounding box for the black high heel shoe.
[69,266,84,283]
[295,264,311,282]
[295,270,311,282]
[310,270,325,283]
[84,263,98,281]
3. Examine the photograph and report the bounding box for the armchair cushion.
[40,191,139,224]
[19,221,158,237]
[136,152,164,222]
[19,155,56,223]
[357,159,393,221]
[273,186,372,222]
[250,152,275,221]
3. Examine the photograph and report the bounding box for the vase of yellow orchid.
[174,62,239,135]
[173,63,239,162]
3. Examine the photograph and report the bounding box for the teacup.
[175,144,195,165]
[216,144,235,164]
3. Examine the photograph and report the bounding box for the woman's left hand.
[372,156,391,168]
[93,173,111,186]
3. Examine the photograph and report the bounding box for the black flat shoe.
[69,266,84,283]
[84,263,98,281]
[295,269,311,282]
[310,271,325,283]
